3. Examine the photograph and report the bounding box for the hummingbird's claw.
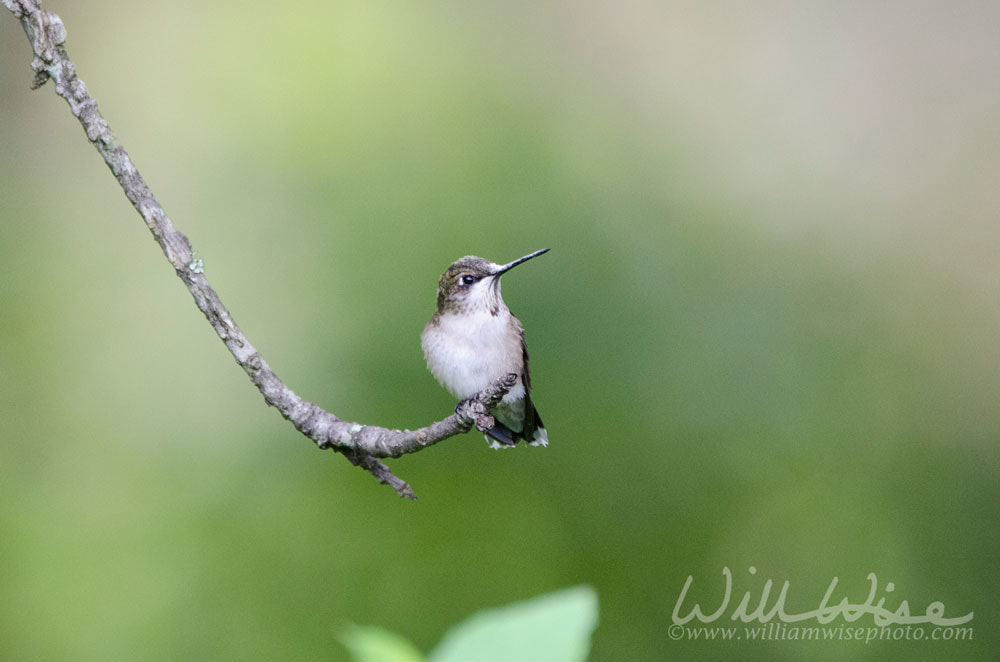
[474,413,496,433]
[456,398,488,423]
[456,398,508,438]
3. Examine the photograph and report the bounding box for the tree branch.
[3,0,515,500]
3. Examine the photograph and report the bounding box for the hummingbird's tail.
[484,404,547,449]
[483,398,549,449]
[527,409,548,447]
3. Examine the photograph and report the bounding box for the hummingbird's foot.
[455,398,478,418]
[455,398,493,431]
[473,413,496,432]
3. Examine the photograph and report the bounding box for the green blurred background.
[2,1,998,660]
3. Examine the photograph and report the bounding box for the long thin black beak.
[492,248,550,277]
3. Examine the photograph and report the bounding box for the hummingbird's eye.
[461,275,476,286]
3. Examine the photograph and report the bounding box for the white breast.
[422,309,524,400]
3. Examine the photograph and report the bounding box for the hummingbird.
[421,249,549,449]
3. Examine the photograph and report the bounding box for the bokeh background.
[2,1,998,660]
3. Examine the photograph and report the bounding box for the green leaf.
[429,586,598,662]
[339,623,426,662]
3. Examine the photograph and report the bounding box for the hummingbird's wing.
[520,330,539,443]
[520,328,548,446]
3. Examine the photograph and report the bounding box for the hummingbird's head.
[436,249,549,315]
